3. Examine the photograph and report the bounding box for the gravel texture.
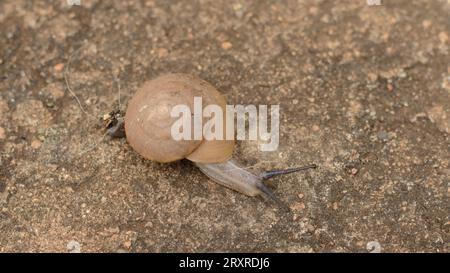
[0,0,449,252]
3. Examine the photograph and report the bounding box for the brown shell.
[125,74,234,163]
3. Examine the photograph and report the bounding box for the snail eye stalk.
[255,181,291,212]
[260,164,317,180]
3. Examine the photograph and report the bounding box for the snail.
[109,74,316,210]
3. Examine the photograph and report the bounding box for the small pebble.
[290,202,305,211]
[377,131,389,141]
[439,32,449,44]
[67,240,81,253]
[0,127,5,139]
[30,140,42,149]
[123,240,132,249]
[157,48,168,58]
[332,202,339,210]
[387,83,394,92]
[53,63,64,72]
[367,73,378,82]
[367,241,381,253]
[422,20,432,29]
[221,42,233,50]
[232,3,242,11]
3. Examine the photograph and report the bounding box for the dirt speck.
[0,127,5,139]
[427,105,450,133]
[221,42,233,50]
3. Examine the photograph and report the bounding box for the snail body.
[122,73,316,209]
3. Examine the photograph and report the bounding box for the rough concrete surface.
[0,0,449,252]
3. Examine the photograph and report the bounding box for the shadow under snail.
[107,73,316,210]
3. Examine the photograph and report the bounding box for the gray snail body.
[195,160,316,209]
[113,74,316,209]
[195,159,262,197]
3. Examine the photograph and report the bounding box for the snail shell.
[124,73,234,163]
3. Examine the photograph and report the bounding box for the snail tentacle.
[260,164,317,180]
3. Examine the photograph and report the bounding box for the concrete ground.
[0,0,449,252]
